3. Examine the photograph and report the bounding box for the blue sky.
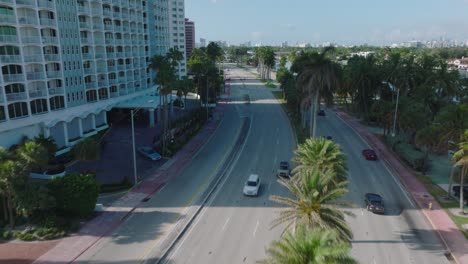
[185,0,468,45]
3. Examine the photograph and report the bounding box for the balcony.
[95,53,106,59]
[108,79,117,84]
[16,0,34,6]
[115,52,124,57]
[24,54,43,63]
[91,8,101,16]
[93,24,103,30]
[117,65,125,71]
[6,92,27,101]
[40,18,56,27]
[85,82,97,89]
[96,67,106,73]
[42,36,58,44]
[83,67,95,74]
[0,55,22,63]
[81,38,92,44]
[118,76,126,83]
[98,80,108,86]
[110,91,119,98]
[103,9,112,16]
[124,39,131,45]
[115,38,122,45]
[21,36,41,44]
[104,24,113,31]
[3,15,16,24]
[0,0,13,4]
[3,73,25,82]
[77,6,90,14]
[37,0,55,9]
[29,90,47,98]
[122,26,129,32]
[79,21,91,29]
[82,53,94,60]
[46,70,61,78]
[94,37,104,45]
[105,38,114,44]
[107,65,116,72]
[121,13,128,20]
[44,54,60,61]
[48,87,64,95]
[26,72,45,81]
[102,0,111,4]
[0,93,4,103]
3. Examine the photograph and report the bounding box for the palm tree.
[451,130,468,214]
[0,142,47,227]
[291,47,342,137]
[259,225,357,264]
[292,138,347,182]
[270,168,352,242]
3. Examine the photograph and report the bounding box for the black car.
[365,193,385,214]
[317,109,326,116]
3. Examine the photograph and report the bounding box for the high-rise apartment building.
[184,18,194,60]
[0,0,170,150]
[168,0,186,78]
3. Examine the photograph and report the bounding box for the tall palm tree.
[259,225,357,264]
[292,47,342,137]
[292,138,347,182]
[452,130,468,214]
[270,168,352,242]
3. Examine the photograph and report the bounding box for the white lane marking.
[276,138,279,145]
[253,220,259,237]
[361,208,364,216]
[166,117,254,261]
[333,112,415,208]
[221,217,230,231]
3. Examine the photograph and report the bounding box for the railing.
[91,8,102,16]
[29,90,47,98]
[6,92,27,101]
[40,18,56,27]
[79,22,91,29]
[108,79,117,84]
[117,65,126,71]
[77,6,90,13]
[115,39,122,45]
[105,38,114,44]
[16,0,34,6]
[46,70,61,78]
[86,82,97,89]
[48,87,64,95]
[103,9,112,16]
[95,53,106,59]
[93,24,103,30]
[84,67,95,74]
[37,0,55,9]
[81,38,92,44]
[104,24,113,30]
[94,37,104,44]
[0,0,14,4]
[96,67,106,73]
[110,91,119,98]
[115,52,124,57]
[0,55,21,63]
[42,36,58,44]
[107,52,115,58]
[82,53,94,60]
[24,54,42,62]
[0,93,4,103]
[3,15,16,23]
[107,66,116,72]
[21,36,41,44]
[26,72,46,80]
[3,73,24,82]
[98,80,108,86]
[44,54,60,61]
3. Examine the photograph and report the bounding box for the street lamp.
[382,81,400,137]
[130,108,142,186]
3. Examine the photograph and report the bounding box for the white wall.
[0,124,42,150]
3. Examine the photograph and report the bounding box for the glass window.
[30,99,48,114]
[0,26,16,35]
[50,96,65,110]
[5,83,24,94]
[0,45,19,55]
[8,102,28,119]
[0,106,5,121]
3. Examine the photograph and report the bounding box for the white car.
[137,146,162,161]
[243,174,260,196]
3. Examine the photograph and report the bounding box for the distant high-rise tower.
[185,18,195,60]
[168,0,187,78]
[200,38,207,48]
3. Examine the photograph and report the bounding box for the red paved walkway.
[336,110,468,264]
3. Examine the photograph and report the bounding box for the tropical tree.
[259,225,357,264]
[451,130,468,214]
[291,47,342,137]
[175,76,195,107]
[292,138,347,182]
[0,142,47,227]
[269,168,352,242]
[415,125,443,174]
[206,42,224,63]
[256,46,276,80]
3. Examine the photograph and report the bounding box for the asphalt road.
[164,65,450,264]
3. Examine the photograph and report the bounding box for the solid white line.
[253,220,259,237]
[221,217,230,231]
[333,111,416,208]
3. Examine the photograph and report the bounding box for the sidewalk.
[336,110,468,264]
[33,88,230,264]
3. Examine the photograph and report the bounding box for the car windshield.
[247,181,257,187]
[371,200,382,206]
[142,149,154,154]
[280,165,288,170]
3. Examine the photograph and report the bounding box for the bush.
[15,230,35,241]
[48,173,100,217]
[34,227,65,240]
[2,229,13,240]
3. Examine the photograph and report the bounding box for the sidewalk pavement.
[33,87,231,264]
[336,110,468,264]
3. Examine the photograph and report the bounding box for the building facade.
[0,0,170,151]
[184,18,194,60]
[168,0,186,79]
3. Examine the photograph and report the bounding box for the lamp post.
[382,81,400,137]
[130,108,141,186]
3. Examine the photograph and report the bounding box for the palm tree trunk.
[448,165,455,197]
[162,94,167,156]
[2,196,7,221]
[312,90,320,138]
[460,166,466,214]
[7,195,14,228]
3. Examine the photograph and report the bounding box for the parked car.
[317,109,326,116]
[137,146,162,161]
[362,149,378,160]
[277,161,291,179]
[365,193,385,214]
[243,174,261,196]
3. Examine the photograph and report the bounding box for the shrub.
[34,227,65,240]
[15,230,35,241]
[72,138,101,161]
[48,173,100,217]
[2,230,13,240]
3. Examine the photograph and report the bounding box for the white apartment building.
[168,0,186,78]
[0,0,170,151]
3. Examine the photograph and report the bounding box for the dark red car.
[362,149,378,160]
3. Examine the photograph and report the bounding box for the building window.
[86,90,97,102]
[8,102,28,119]
[30,99,48,115]
[2,64,22,75]
[5,83,25,94]
[0,106,5,121]
[0,45,19,56]
[50,96,65,110]
[98,88,108,99]
[0,26,16,36]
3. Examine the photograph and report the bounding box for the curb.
[334,110,459,263]
[150,117,251,264]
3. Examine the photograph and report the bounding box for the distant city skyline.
[186,0,468,46]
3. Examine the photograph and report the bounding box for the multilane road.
[76,65,450,264]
